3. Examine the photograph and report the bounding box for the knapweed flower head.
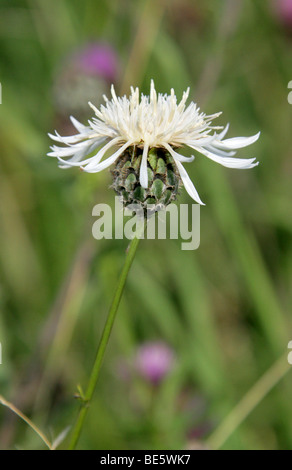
[135,341,175,385]
[48,80,260,208]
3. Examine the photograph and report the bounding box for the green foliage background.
[0,0,291,450]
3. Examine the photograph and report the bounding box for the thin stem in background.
[68,236,141,450]
[0,395,52,450]
[206,353,291,450]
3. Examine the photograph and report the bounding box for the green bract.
[111,147,181,214]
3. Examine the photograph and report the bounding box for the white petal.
[82,141,133,173]
[163,143,195,163]
[186,134,216,146]
[174,159,205,205]
[189,145,258,169]
[70,116,91,133]
[216,132,261,150]
[204,145,236,157]
[139,144,149,188]
[48,145,80,157]
[49,137,105,160]
[56,137,120,168]
[76,137,122,170]
[217,123,230,140]
[88,102,104,120]
[48,132,84,145]
[177,87,190,111]
[58,138,107,168]
[150,80,157,106]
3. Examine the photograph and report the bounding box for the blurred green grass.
[0,0,292,450]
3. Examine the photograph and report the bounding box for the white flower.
[48,80,260,205]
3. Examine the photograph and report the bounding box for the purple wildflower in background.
[135,341,175,385]
[75,43,118,82]
[53,42,119,116]
[274,0,292,28]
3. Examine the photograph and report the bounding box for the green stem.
[68,236,141,450]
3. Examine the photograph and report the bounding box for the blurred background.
[0,0,292,450]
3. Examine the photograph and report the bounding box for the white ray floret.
[48,80,260,205]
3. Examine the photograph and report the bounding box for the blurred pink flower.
[274,0,292,27]
[53,42,119,116]
[75,43,118,82]
[135,341,175,385]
